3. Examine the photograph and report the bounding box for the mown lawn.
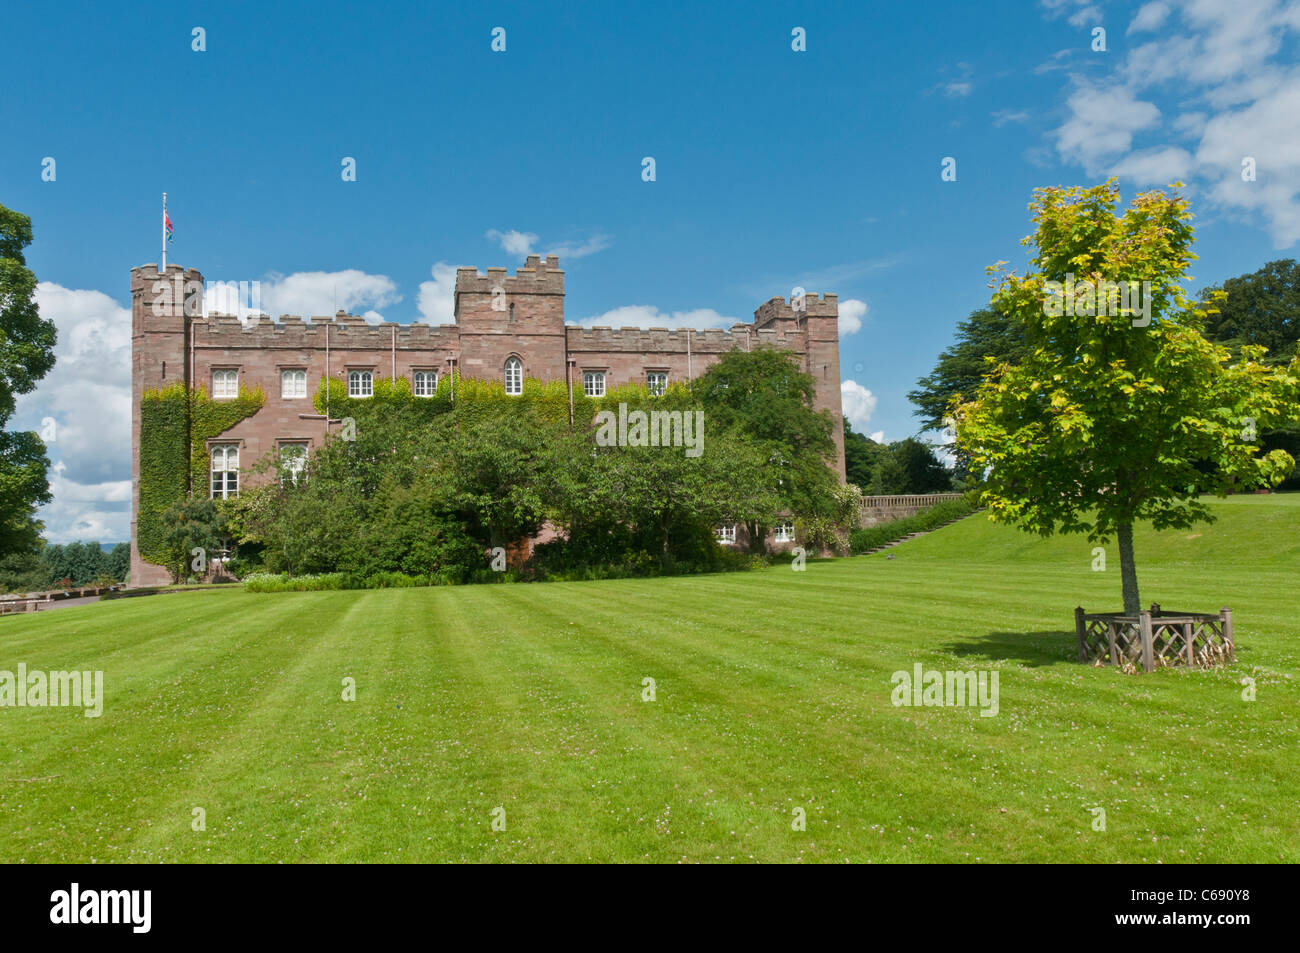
[2,497,1297,863]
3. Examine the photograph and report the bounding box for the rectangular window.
[281,369,307,399]
[348,370,373,398]
[773,522,795,542]
[280,443,308,486]
[583,371,606,398]
[715,524,737,545]
[413,370,438,397]
[210,445,239,499]
[647,372,668,396]
[212,369,238,399]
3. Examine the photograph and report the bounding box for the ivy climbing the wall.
[137,382,265,567]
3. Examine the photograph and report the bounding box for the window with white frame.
[280,443,308,486]
[212,369,238,399]
[281,369,307,399]
[348,370,373,398]
[414,370,438,397]
[773,522,795,542]
[210,445,239,499]
[583,371,606,397]
[647,371,668,396]
[504,357,523,396]
[715,524,737,545]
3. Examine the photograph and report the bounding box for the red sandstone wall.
[128,257,847,585]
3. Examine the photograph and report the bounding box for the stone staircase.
[860,513,976,556]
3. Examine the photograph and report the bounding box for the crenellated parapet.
[193,312,458,349]
[565,323,800,354]
[455,254,565,313]
[753,292,839,326]
[129,256,847,586]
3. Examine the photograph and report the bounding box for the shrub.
[849,498,977,555]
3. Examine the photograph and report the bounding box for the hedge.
[848,498,978,555]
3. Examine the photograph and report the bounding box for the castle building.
[129,256,845,585]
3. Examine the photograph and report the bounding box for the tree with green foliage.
[159,497,227,583]
[0,204,58,556]
[955,180,1300,615]
[1199,259,1300,488]
[889,438,952,494]
[843,422,951,494]
[39,541,113,587]
[909,306,1029,475]
[0,550,50,593]
[547,424,778,567]
[693,347,838,547]
[842,419,883,490]
[1201,258,1300,362]
[106,542,130,583]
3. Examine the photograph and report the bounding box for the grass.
[2,496,1297,863]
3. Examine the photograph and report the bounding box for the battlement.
[131,263,204,283]
[195,311,457,348]
[565,323,794,354]
[753,292,838,328]
[455,254,565,309]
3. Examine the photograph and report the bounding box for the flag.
[165,210,174,244]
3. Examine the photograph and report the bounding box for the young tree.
[954,181,1300,614]
[0,205,58,557]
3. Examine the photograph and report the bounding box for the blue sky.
[3,0,1299,542]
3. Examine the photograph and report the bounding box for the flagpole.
[162,192,168,271]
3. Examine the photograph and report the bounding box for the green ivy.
[137,382,265,566]
[310,372,695,433]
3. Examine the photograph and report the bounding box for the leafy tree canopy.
[954,180,1300,614]
[0,204,57,558]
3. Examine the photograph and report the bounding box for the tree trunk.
[1117,521,1140,615]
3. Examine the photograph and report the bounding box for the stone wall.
[858,493,965,527]
[129,256,847,584]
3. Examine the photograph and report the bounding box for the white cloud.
[838,298,868,336]
[1068,5,1102,28]
[1128,1,1171,32]
[1108,145,1195,184]
[1040,0,1104,26]
[484,229,539,258]
[943,82,972,98]
[576,305,740,331]
[1048,0,1300,246]
[205,269,400,322]
[1054,83,1162,175]
[12,283,134,543]
[992,109,1032,127]
[840,380,878,432]
[485,228,610,261]
[416,262,465,324]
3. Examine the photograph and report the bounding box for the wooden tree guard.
[1075,604,1234,673]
